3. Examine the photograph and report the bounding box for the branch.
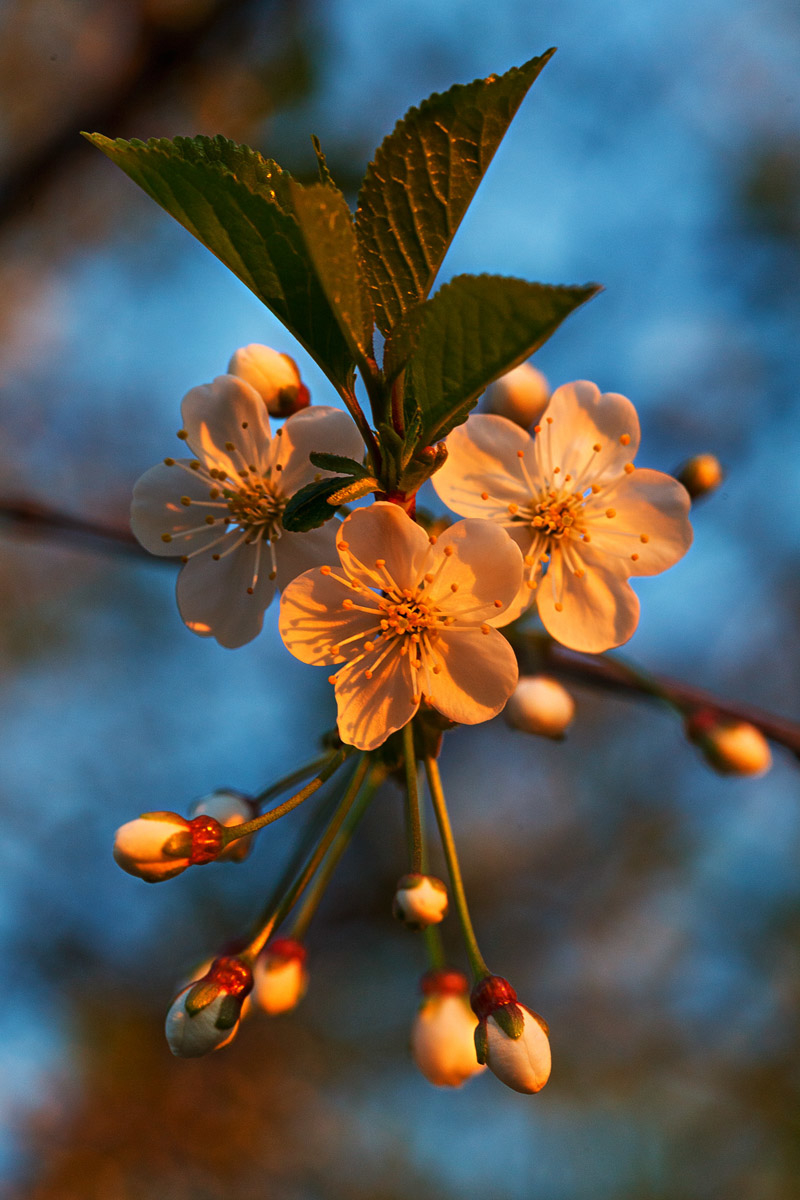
[0,498,154,560]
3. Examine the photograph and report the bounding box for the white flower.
[686,712,772,776]
[227,344,310,417]
[252,939,308,1015]
[278,503,523,751]
[165,956,252,1057]
[485,1006,551,1095]
[113,812,192,882]
[505,675,575,738]
[411,981,485,1088]
[393,874,449,929]
[432,381,693,653]
[483,362,550,428]
[189,789,255,862]
[131,374,363,648]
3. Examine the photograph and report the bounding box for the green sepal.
[474,1020,489,1065]
[184,980,220,1016]
[326,476,379,506]
[161,831,192,859]
[213,994,242,1031]
[282,476,354,531]
[396,441,448,495]
[309,452,372,479]
[492,1002,525,1040]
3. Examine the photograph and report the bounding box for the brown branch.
[0,498,157,560]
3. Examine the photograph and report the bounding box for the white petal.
[252,958,308,1015]
[181,375,272,477]
[411,995,485,1088]
[536,544,640,652]
[334,642,418,751]
[338,502,431,592]
[582,468,693,577]
[176,533,277,648]
[425,627,518,725]
[165,990,239,1058]
[131,460,225,556]
[432,414,534,518]
[273,521,343,593]
[428,519,523,620]
[277,406,365,495]
[486,1007,551,1094]
[535,381,640,487]
[279,569,381,666]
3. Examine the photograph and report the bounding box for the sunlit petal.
[338,502,431,592]
[176,532,277,648]
[535,381,640,486]
[181,375,271,477]
[432,415,534,518]
[277,407,365,495]
[131,460,225,556]
[536,546,640,652]
[426,628,518,725]
[583,468,693,576]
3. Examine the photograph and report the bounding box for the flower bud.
[165,956,253,1057]
[189,789,256,862]
[411,969,485,1087]
[472,975,551,1095]
[504,675,575,739]
[252,938,308,1016]
[483,363,550,428]
[227,344,310,417]
[392,874,449,930]
[677,453,724,500]
[685,711,772,777]
[113,811,226,882]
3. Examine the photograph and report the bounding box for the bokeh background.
[2,1,800,1196]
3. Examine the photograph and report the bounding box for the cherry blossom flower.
[411,970,485,1088]
[392,873,449,930]
[252,938,308,1015]
[432,381,693,653]
[278,503,522,751]
[131,375,363,648]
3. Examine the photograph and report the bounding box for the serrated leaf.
[356,50,555,335]
[84,133,355,389]
[326,476,379,505]
[289,181,374,366]
[282,476,354,531]
[309,452,371,479]
[398,274,600,446]
[311,134,336,186]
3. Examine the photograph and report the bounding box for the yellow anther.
[553,466,560,475]
[624,463,635,474]
[554,602,564,612]
[517,450,524,458]
[424,572,435,582]
[564,474,572,482]
[190,461,201,470]
[177,429,188,440]
[540,554,550,563]
[508,503,519,515]
[481,491,490,501]
[275,463,283,471]
[365,670,374,680]
[450,582,459,593]
[338,541,349,551]
[574,568,585,578]
[225,441,236,451]
[605,508,616,519]
[546,417,553,425]
[480,625,490,635]
[493,599,503,608]
[364,641,375,652]
[533,424,542,434]
[205,515,215,525]
[246,586,254,595]
[591,484,601,494]
[375,558,386,568]
[443,545,454,557]
[241,421,249,429]
[526,579,537,590]
[583,533,592,542]
[180,555,188,563]
[432,665,442,674]
[209,488,220,499]
[524,555,535,566]
[268,570,277,581]
[631,553,639,561]
[180,496,191,506]
[163,457,175,466]
[619,433,631,445]
[640,534,649,544]
[429,534,438,545]
[593,443,602,453]
[161,533,172,543]
[411,693,421,705]
[212,553,221,561]
[342,599,354,609]
[328,674,337,685]
[320,565,332,575]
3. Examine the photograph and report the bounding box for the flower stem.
[424,755,490,982]
[424,924,447,970]
[289,761,386,942]
[223,745,353,845]
[253,755,330,808]
[403,722,423,874]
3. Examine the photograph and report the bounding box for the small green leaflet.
[289,181,375,368]
[355,50,556,336]
[396,274,601,446]
[282,476,361,532]
[308,452,372,478]
[84,134,355,391]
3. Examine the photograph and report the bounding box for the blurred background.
[1,0,799,1196]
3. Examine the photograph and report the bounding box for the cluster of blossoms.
[114,342,768,1094]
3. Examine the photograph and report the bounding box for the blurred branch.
[0,497,151,559]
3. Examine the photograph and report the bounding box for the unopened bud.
[411,969,485,1088]
[471,974,551,1095]
[685,711,772,777]
[227,344,310,417]
[189,789,256,862]
[113,811,226,882]
[165,956,253,1057]
[483,363,550,428]
[393,874,449,930]
[677,454,724,500]
[505,675,575,738]
[252,938,308,1015]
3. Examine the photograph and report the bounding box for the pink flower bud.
[677,454,724,499]
[252,938,308,1016]
[189,789,256,862]
[483,362,550,428]
[392,874,449,930]
[165,956,253,1057]
[411,970,485,1087]
[685,711,772,776]
[227,344,310,417]
[471,975,551,1095]
[505,675,575,738]
[113,812,192,882]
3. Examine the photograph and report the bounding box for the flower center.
[528,490,585,539]
[223,475,285,536]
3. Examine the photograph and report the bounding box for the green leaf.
[397,274,600,446]
[289,181,375,366]
[84,133,355,389]
[309,452,371,479]
[356,50,556,335]
[326,476,379,505]
[282,476,355,531]
[311,134,336,186]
